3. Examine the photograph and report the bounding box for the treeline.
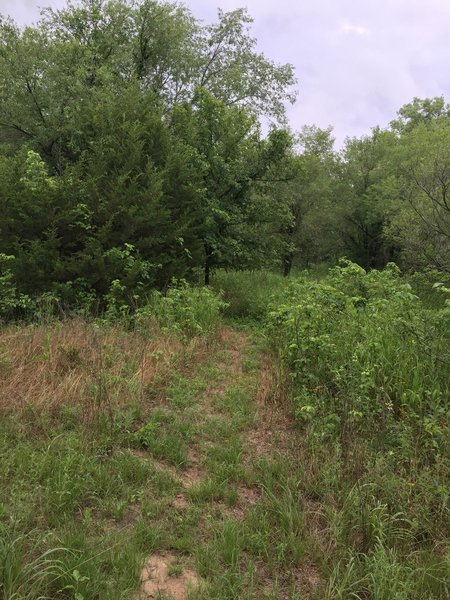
[0,0,449,315]
[0,0,297,314]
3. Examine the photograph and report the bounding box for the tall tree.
[0,0,296,173]
[0,0,298,302]
[277,126,337,275]
[386,120,450,271]
[336,128,397,269]
[171,90,291,284]
[390,96,450,134]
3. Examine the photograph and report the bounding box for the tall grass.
[0,281,226,599]
[0,524,68,600]
[0,319,181,417]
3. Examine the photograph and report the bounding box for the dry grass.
[0,319,211,419]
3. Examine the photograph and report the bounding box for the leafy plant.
[0,255,32,321]
[268,261,450,598]
[137,279,227,338]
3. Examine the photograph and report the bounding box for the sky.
[2,0,450,148]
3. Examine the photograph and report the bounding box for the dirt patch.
[223,483,262,519]
[180,447,203,487]
[172,492,189,509]
[237,483,261,505]
[137,553,200,599]
[129,448,153,461]
[293,559,322,599]
[170,449,203,508]
[246,417,297,458]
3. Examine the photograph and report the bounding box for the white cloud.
[338,22,370,37]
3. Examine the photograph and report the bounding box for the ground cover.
[1,265,448,599]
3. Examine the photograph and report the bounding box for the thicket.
[0,0,297,314]
[268,262,449,598]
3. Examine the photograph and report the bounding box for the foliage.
[0,522,69,600]
[137,279,227,337]
[269,261,449,442]
[333,129,398,269]
[1,0,449,304]
[0,254,33,321]
[405,268,450,310]
[268,262,450,598]
[211,269,288,320]
[170,89,291,284]
[277,125,338,273]
[390,96,450,133]
[386,120,450,271]
[268,261,449,598]
[1,0,449,596]
[0,0,296,314]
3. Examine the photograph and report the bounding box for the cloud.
[338,22,370,37]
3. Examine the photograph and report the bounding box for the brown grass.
[0,318,211,419]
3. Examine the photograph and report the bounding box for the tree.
[276,126,337,275]
[386,120,450,271]
[171,89,291,284]
[0,0,298,304]
[390,96,450,134]
[0,1,296,174]
[335,128,397,269]
[196,8,297,122]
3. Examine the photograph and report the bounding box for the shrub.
[0,254,33,321]
[211,270,287,320]
[269,261,449,448]
[136,279,226,338]
[268,261,450,598]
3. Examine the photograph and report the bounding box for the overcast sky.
[2,0,450,147]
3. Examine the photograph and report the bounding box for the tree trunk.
[283,252,294,277]
[204,244,213,285]
[204,260,211,285]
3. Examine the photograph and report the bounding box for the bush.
[269,261,449,444]
[268,261,450,598]
[210,270,287,320]
[0,254,33,321]
[406,269,450,309]
[136,279,226,337]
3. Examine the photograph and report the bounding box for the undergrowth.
[268,260,450,599]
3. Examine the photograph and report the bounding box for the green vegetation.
[1,269,448,599]
[268,262,449,599]
[210,270,287,320]
[0,2,449,316]
[0,1,449,598]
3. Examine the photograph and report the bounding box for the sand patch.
[138,553,200,599]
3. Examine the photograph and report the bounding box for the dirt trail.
[136,326,320,600]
